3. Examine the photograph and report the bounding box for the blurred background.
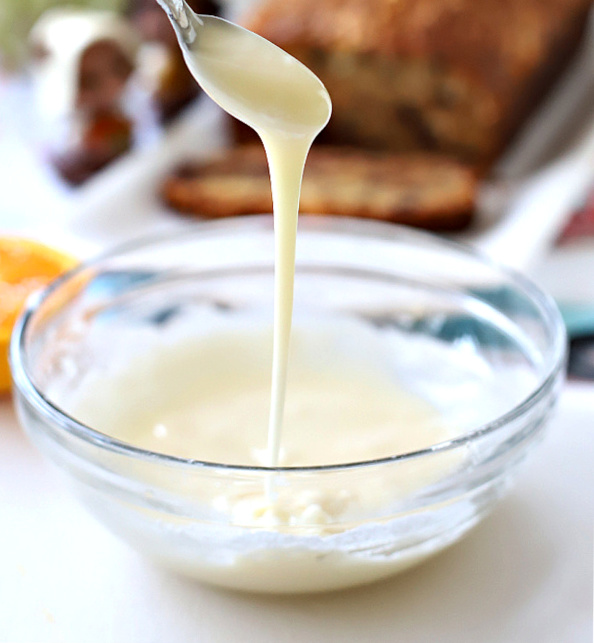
[0,0,593,378]
[0,0,124,70]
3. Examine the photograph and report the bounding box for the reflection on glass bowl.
[10,215,566,593]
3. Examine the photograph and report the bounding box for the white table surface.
[1,384,592,643]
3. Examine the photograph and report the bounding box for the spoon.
[155,0,331,139]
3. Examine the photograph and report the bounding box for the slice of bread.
[162,145,477,230]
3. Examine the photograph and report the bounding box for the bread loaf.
[243,0,592,169]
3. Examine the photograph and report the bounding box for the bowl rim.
[10,215,567,474]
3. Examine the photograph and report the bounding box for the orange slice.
[0,237,77,394]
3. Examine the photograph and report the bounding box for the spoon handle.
[155,0,200,48]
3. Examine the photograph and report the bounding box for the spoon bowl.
[156,0,331,137]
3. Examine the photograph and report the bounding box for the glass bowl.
[10,215,566,593]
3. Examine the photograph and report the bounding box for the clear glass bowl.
[10,216,566,593]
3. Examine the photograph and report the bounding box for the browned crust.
[162,145,477,231]
[242,0,593,167]
[487,6,591,169]
[245,0,592,95]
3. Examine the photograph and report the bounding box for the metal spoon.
[154,0,331,138]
